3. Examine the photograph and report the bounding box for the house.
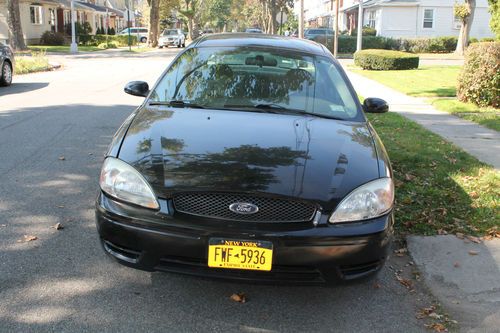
[0,0,131,45]
[294,0,494,39]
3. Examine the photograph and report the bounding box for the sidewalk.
[344,68,500,331]
[344,70,500,169]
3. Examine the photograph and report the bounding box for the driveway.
[0,49,439,332]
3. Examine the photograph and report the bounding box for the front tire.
[0,61,12,87]
[140,37,147,43]
[158,46,163,49]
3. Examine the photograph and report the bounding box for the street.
[0,49,438,332]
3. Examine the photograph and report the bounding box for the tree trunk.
[6,0,27,50]
[455,0,476,55]
[187,17,194,40]
[148,0,160,47]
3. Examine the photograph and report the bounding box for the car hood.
[117,107,380,211]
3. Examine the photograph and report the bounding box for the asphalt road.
[0,49,439,332]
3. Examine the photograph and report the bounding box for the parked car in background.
[0,42,14,87]
[245,28,263,33]
[304,28,334,42]
[158,29,186,48]
[96,34,394,285]
[201,29,215,35]
[119,27,149,43]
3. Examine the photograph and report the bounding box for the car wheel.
[140,37,147,43]
[177,42,181,48]
[0,61,12,87]
[159,46,163,49]
[182,41,186,48]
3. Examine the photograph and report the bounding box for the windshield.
[150,47,359,120]
[163,30,179,36]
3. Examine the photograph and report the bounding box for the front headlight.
[99,157,159,209]
[329,178,394,223]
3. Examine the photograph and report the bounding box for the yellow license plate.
[208,238,273,271]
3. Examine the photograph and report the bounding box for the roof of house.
[343,0,418,12]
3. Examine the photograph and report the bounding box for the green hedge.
[457,42,500,108]
[354,49,420,70]
[399,36,457,53]
[314,35,463,54]
[78,34,137,47]
[314,35,399,53]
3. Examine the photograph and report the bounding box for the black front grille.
[172,193,317,223]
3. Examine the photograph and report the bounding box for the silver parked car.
[119,27,149,43]
[158,29,186,48]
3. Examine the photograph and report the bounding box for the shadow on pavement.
[0,82,50,96]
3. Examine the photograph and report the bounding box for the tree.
[147,0,161,47]
[454,0,476,55]
[6,0,27,50]
[178,0,199,40]
[488,0,500,39]
[206,0,232,31]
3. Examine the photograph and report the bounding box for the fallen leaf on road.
[394,248,408,256]
[57,205,64,208]
[230,293,246,303]
[468,250,479,256]
[416,306,436,319]
[373,282,381,289]
[396,275,413,290]
[425,323,447,332]
[428,312,443,320]
[466,235,481,244]
[455,233,464,239]
[58,156,65,161]
[437,229,447,235]
[453,262,460,268]
[17,235,38,243]
[53,223,64,230]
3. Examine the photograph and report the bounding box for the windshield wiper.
[243,103,344,120]
[148,100,206,109]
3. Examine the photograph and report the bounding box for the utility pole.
[356,0,363,52]
[333,0,339,57]
[299,0,304,38]
[70,0,78,53]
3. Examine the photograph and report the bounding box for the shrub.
[40,31,65,45]
[108,27,116,35]
[399,37,458,53]
[334,36,398,53]
[78,34,137,46]
[457,42,500,107]
[354,49,419,70]
[14,51,50,74]
[480,37,496,42]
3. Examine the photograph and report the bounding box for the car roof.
[191,33,329,56]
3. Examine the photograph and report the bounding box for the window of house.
[423,8,434,29]
[368,11,376,28]
[49,8,56,31]
[30,5,43,25]
[453,15,461,29]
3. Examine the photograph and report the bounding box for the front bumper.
[95,193,393,284]
[159,39,179,46]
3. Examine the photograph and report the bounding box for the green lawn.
[353,66,460,97]
[28,45,103,53]
[431,99,500,132]
[121,47,156,53]
[353,65,499,131]
[365,110,499,236]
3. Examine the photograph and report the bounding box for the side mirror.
[124,81,149,97]
[363,97,389,113]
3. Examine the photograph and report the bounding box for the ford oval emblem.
[229,202,259,215]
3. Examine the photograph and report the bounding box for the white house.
[294,0,494,39]
[0,0,130,45]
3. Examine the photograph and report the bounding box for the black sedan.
[0,42,14,86]
[96,33,394,284]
